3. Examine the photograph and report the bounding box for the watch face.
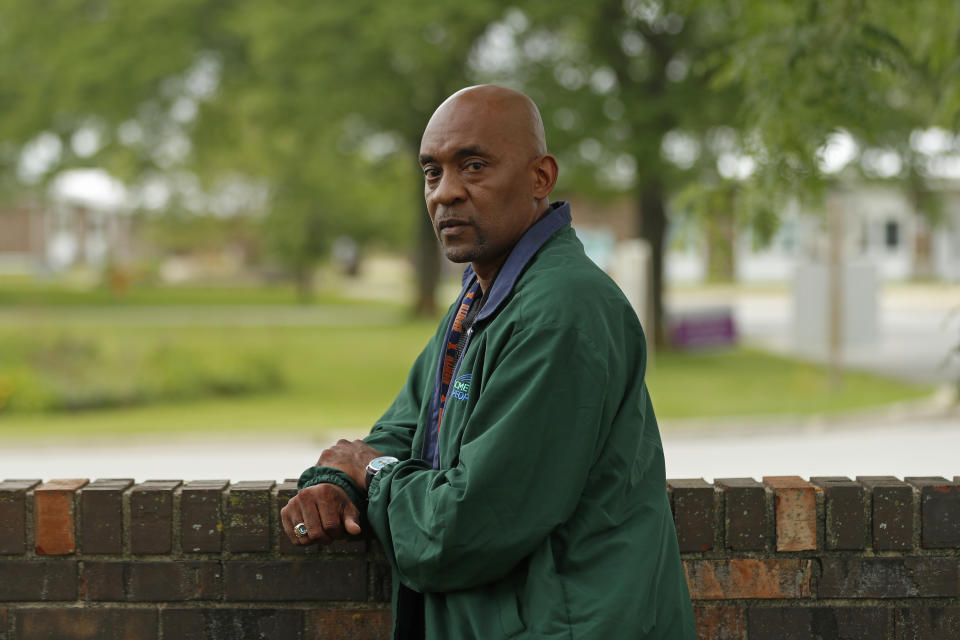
[369,456,398,472]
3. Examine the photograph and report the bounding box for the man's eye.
[424,167,441,179]
[465,161,484,171]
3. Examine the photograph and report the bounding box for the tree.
[474,0,959,346]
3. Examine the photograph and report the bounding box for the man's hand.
[281,483,361,545]
[316,439,383,490]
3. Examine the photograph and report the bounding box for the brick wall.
[0,475,958,639]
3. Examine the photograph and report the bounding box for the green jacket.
[301,203,695,639]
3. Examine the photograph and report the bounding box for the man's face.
[418,99,541,279]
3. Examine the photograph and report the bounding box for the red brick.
[684,559,813,600]
[79,479,132,554]
[130,480,180,554]
[668,478,716,553]
[225,559,367,601]
[693,604,743,640]
[763,476,816,551]
[305,608,392,640]
[715,478,767,551]
[34,479,88,555]
[181,479,228,553]
[16,608,156,640]
[0,480,39,554]
[162,608,303,639]
[227,480,275,552]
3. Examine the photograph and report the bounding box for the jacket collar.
[459,200,571,322]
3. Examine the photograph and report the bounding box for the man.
[281,85,695,639]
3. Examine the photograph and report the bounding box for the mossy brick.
[764,476,817,551]
[895,606,960,639]
[667,478,715,553]
[79,479,132,554]
[224,559,367,601]
[82,560,221,601]
[0,560,77,600]
[748,607,888,640]
[692,605,743,640]
[181,479,228,553]
[129,480,180,554]
[162,608,303,640]
[0,480,39,554]
[34,479,88,555]
[305,608,393,640]
[16,608,156,640]
[820,557,959,598]
[858,476,914,551]
[811,476,867,550]
[905,477,960,548]
[227,480,275,552]
[683,558,813,600]
[715,478,767,551]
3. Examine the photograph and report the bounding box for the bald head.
[423,85,547,158]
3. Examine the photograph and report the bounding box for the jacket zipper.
[438,325,474,469]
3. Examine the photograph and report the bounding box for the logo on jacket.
[451,374,471,402]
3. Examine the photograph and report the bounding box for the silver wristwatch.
[365,456,399,491]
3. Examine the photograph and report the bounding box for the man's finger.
[317,492,345,540]
[343,500,362,536]
[301,491,331,545]
[280,499,301,544]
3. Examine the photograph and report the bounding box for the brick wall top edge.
[184,480,230,489]
[230,481,277,490]
[134,480,182,490]
[810,476,855,485]
[906,476,957,487]
[857,475,908,487]
[0,479,41,491]
[714,478,762,487]
[666,479,711,489]
[763,476,812,489]
[37,479,88,491]
[84,479,134,490]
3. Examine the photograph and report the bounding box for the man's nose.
[429,169,467,206]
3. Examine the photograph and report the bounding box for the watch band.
[365,456,399,491]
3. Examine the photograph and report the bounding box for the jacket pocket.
[496,578,525,637]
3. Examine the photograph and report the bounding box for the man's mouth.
[438,219,471,235]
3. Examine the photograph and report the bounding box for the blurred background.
[0,0,958,481]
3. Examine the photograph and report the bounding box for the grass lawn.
[0,303,933,440]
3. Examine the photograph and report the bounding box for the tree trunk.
[413,199,440,317]
[638,180,668,347]
[706,190,736,283]
[295,264,314,304]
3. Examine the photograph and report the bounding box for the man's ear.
[532,154,559,200]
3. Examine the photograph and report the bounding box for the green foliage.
[648,347,931,418]
[0,331,285,414]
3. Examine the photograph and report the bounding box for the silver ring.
[294,522,308,537]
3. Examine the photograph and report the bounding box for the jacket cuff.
[296,465,366,508]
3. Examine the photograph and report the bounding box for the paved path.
[2,406,957,482]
